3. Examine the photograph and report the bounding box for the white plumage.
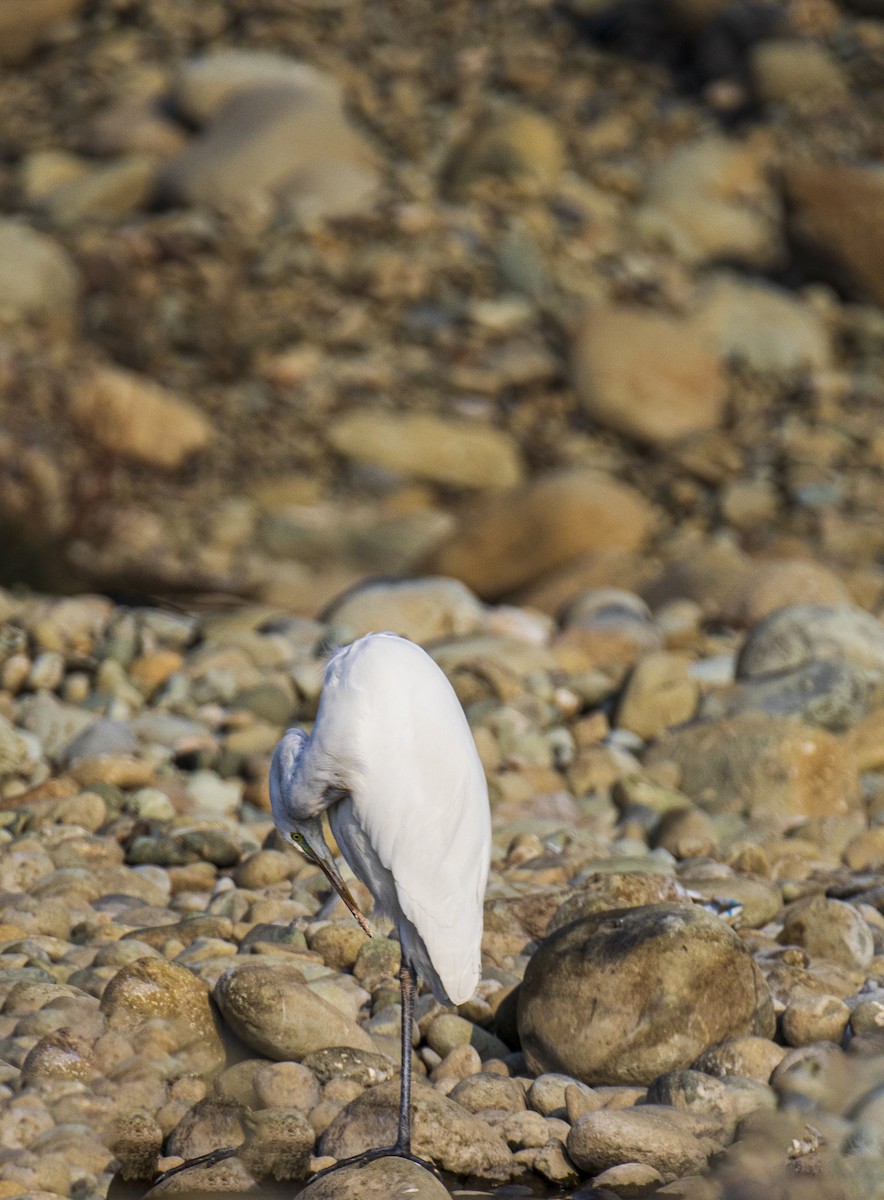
[269,631,491,1005]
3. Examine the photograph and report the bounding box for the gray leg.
[396,958,417,1154]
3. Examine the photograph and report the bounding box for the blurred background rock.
[0,0,882,621]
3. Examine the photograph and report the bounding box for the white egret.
[269,631,491,1173]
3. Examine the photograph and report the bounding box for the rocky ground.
[2,0,884,1197]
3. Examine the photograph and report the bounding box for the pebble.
[572,306,727,445]
[213,962,374,1060]
[319,1078,514,1180]
[784,161,884,306]
[159,79,377,221]
[427,469,654,598]
[297,1155,450,1198]
[0,220,79,329]
[323,576,486,645]
[567,1107,712,1182]
[689,272,831,372]
[634,136,780,266]
[327,410,524,491]
[69,366,214,472]
[778,895,874,970]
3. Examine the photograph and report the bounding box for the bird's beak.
[295,821,373,937]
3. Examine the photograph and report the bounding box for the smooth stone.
[0,0,85,65]
[699,659,872,731]
[784,162,884,306]
[643,713,861,829]
[751,39,849,113]
[591,1161,666,1194]
[327,411,524,491]
[213,962,374,1060]
[567,1107,712,1182]
[729,560,852,626]
[572,306,727,445]
[518,904,774,1086]
[692,1035,786,1082]
[69,366,214,471]
[447,104,565,193]
[737,605,884,699]
[689,273,831,371]
[634,136,779,267]
[324,577,486,646]
[297,1155,449,1199]
[778,895,874,970]
[159,83,377,220]
[61,718,136,766]
[254,1061,322,1111]
[426,469,654,599]
[527,1073,601,1118]
[781,993,851,1047]
[99,957,225,1075]
[37,156,156,228]
[448,1072,527,1114]
[615,652,698,740]
[319,1079,514,1180]
[173,50,343,125]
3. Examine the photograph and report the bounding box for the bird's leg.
[396,957,416,1154]
[307,958,440,1182]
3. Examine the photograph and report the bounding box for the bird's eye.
[291,832,302,844]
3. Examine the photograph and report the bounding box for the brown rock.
[0,0,84,65]
[70,366,213,471]
[784,162,884,306]
[572,307,727,445]
[426,469,654,599]
[518,904,774,1086]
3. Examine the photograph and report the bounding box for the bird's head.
[269,728,372,937]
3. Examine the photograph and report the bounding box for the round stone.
[518,903,774,1085]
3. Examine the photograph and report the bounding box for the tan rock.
[643,713,861,829]
[635,136,780,266]
[730,559,850,625]
[616,651,698,739]
[326,411,524,491]
[159,84,377,219]
[0,220,80,328]
[751,40,849,114]
[69,365,214,471]
[447,105,565,194]
[572,307,727,445]
[100,957,225,1076]
[426,469,654,599]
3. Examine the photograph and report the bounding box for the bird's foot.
[309,1143,440,1182]
[151,1146,237,1186]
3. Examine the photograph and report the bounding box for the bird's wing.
[315,635,491,1004]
